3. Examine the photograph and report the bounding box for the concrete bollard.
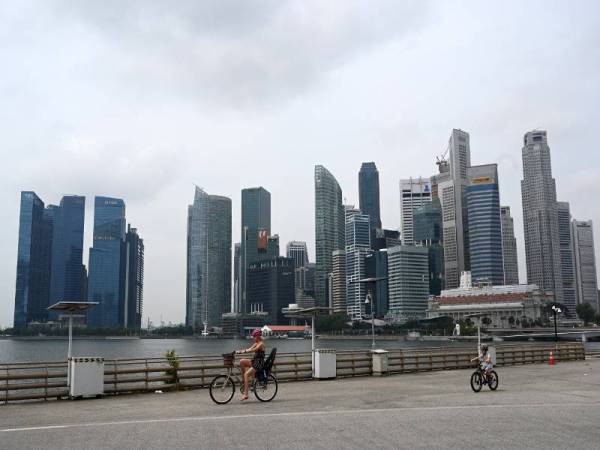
[371,349,389,376]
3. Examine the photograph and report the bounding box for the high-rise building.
[186,187,232,331]
[315,165,345,307]
[345,210,371,320]
[557,202,576,313]
[358,162,382,231]
[87,197,126,327]
[466,164,504,286]
[500,206,519,286]
[286,241,309,269]
[386,245,429,323]
[331,250,346,314]
[247,257,295,324]
[240,187,271,313]
[364,250,389,317]
[372,228,401,251]
[400,177,432,245]
[521,130,563,301]
[433,129,471,289]
[87,196,126,328]
[48,196,86,320]
[13,192,54,328]
[124,225,144,330]
[414,200,444,295]
[572,220,599,311]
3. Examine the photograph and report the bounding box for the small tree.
[165,349,181,390]
[576,303,596,326]
[595,314,600,326]
[482,317,492,326]
[508,316,515,326]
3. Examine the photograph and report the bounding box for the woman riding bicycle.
[235,328,265,401]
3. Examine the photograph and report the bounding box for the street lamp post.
[349,277,388,351]
[552,305,562,343]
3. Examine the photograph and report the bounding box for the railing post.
[113,361,118,395]
[145,360,149,392]
[44,365,49,401]
[4,367,8,405]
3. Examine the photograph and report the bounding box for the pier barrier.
[0,342,585,404]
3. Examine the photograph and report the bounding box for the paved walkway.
[1,359,600,449]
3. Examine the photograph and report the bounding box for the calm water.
[0,337,476,363]
[1,337,598,364]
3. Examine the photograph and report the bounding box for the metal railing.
[0,343,585,404]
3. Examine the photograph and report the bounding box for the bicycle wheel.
[470,371,483,393]
[487,371,499,391]
[253,374,278,402]
[209,375,235,405]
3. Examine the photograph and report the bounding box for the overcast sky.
[1,0,599,328]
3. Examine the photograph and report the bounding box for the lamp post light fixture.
[349,276,388,351]
[551,305,562,343]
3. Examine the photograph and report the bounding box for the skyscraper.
[433,129,471,289]
[247,257,295,324]
[87,196,126,328]
[13,192,53,328]
[315,165,345,307]
[414,200,444,295]
[386,245,429,323]
[466,164,504,285]
[49,196,86,314]
[399,177,432,245]
[345,210,371,320]
[557,202,576,313]
[186,187,232,331]
[358,162,382,231]
[364,250,389,317]
[521,130,563,301]
[572,220,599,311]
[124,225,144,330]
[286,241,309,269]
[240,187,271,313]
[500,206,519,285]
[233,242,241,313]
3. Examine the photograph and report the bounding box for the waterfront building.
[13,192,54,328]
[240,187,272,313]
[386,245,429,323]
[48,195,86,315]
[315,165,345,307]
[432,129,471,289]
[400,177,432,245]
[500,206,519,286]
[247,257,295,325]
[572,220,599,311]
[87,196,126,328]
[364,249,389,317]
[427,279,547,328]
[414,199,444,295]
[520,130,563,301]
[124,225,144,330]
[466,164,504,285]
[331,250,346,313]
[358,162,382,231]
[186,187,232,331]
[345,210,371,320]
[557,202,576,314]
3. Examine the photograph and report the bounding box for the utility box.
[313,349,336,379]
[371,349,389,376]
[69,357,104,398]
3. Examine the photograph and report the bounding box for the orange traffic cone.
[548,351,555,366]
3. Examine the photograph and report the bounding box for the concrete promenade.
[1,359,599,449]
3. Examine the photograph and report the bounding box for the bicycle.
[470,362,499,392]
[209,352,278,404]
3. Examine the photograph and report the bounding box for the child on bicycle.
[471,344,493,375]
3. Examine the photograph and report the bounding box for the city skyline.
[2,1,600,327]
